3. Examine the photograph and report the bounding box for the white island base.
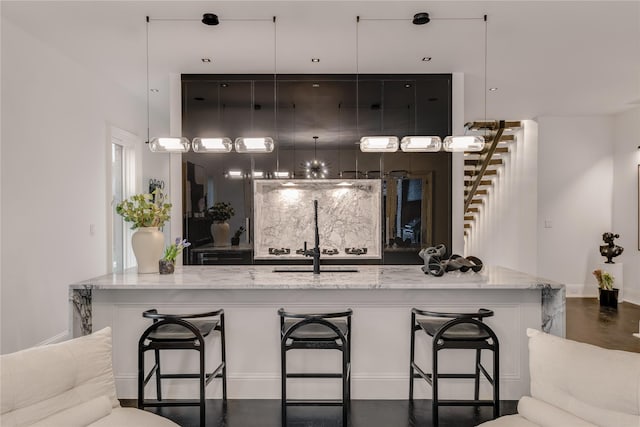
[70,265,565,401]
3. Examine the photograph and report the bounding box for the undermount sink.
[272,267,359,273]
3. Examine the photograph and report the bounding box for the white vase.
[211,222,230,247]
[131,227,164,274]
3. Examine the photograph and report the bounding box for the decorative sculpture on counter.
[419,244,483,276]
[599,232,623,264]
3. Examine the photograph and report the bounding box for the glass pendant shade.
[226,169,243,179]
[274,171,290,179]
[192,137,232,153]
[149,137,190,153]
[443,135,485,152]
[359,136,399,152]
[234,137,275,153]
[400,136,442,152]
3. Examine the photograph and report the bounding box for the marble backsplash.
[254,179,381,259]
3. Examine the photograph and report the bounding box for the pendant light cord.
[273,16,279,173]
[146,16,150,143]
[484,14,488,135]
[355,16,360,179]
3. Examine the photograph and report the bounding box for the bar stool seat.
[147,319,218,341]
[138,309,227,426]
[410,308,500,427]
[279,308,352,426]
[283,319,348,340]
[416,318,491,341]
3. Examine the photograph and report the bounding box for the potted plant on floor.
[116,190,171,274]
[206,202,235,247]
[593,269,619,309]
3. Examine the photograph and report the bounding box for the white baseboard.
[36,330,70,347]
[565,283,598,298]
[623,288,640,306]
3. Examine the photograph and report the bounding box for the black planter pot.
[231,237,240,246]
[599,288,619,309]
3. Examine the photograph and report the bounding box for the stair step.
[465,180,492,186]
[465,159,503,167]
[465,169,497,176]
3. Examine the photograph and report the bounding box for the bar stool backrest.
[278,309,352,344]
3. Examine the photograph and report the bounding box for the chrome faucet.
[303,200,321,274]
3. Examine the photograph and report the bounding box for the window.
[109,127,138,272]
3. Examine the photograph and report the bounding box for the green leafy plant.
[116,190,171,229]
[163,237,191,262]
[593,269,615,290]
[233,226,246,239]
[206,201,235,222]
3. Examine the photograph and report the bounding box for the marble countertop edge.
[70,265,564,291]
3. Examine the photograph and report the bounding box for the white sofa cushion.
[29,395,112,427]
[1,327,119,427]
[517,396,597,427]
[527,328,640,427]
[476,414,540,427]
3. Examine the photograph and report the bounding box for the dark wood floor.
[121,399,518,427]
[124,298,640,426]
[566,298,640,353]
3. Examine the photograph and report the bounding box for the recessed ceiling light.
[311,58,320,63]
[201,58,212,63]
[220,83,228,88]
[312,83,320,88]
[421,57,432,62]
[489,87,498,91]
[404,83,412,88]
[150,88,159,93]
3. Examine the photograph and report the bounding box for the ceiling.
[3,1,640,132]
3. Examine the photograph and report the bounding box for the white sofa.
[479,328,640,427]
[0,327,178,427]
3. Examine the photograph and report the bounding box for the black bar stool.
[409,308,499,426]
[278,308,352,426]
[138,309,227,426]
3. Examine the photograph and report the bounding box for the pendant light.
[442,15,488,153]
[235,16,277,154]
[146,16,191,153]
[356,16,398,153]
[305,137,328,179]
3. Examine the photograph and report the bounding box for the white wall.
[537,116,614,296]
[465,120,538,275]
[612,106,640,305]
[0,19,151,353]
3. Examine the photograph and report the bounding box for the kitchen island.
[70,265,564,400]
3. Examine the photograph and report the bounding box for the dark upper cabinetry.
[182,74,451,146]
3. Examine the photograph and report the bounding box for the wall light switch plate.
[544,220,553,229]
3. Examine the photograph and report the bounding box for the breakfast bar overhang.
[70,265,565,400]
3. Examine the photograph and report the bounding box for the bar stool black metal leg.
[342,347,349,426]
[474,348,481,401]
[138,345,145,409]
[493,345,500,419]
[409,313,416,401]
[220,314,228,406]
[199,347,206,426]
[281,344,287,426]
[432,342,439,427]
[154,349,162,401]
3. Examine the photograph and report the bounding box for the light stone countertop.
[71,265,562,291]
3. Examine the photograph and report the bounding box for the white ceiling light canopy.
[400,136,441,152]
[235,137,275,153]
[360,136,399,153]
[149,137,190,153]
[192,137,233,153]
